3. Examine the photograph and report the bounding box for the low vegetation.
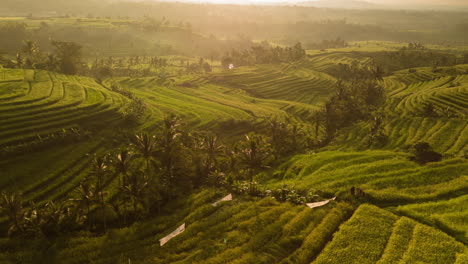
[0,1,467,262]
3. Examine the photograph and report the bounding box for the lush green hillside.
[0,189,354,264]
[0,68,130,217]
[0,41,467,264]
[333,65,468,155]
[266,150,467,204]
[0,68,128,149]
[104,70,322,133]
[210,63,336,105]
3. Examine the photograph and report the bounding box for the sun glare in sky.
[182,0,468,6]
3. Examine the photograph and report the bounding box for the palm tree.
[21,40,39,69]
[199,134,224,174]
[121,171,148,213]
[89,154,110,231]
[0,192,24,236]
[71,180,98,228]
[131,133,157,176]
[22,202,43,237]
[21,40,38,57]
[311,110,326,143]
[368,113,386,147]
[113,149,134,187]
[371,65,384,81]
[15,53,22,69]
[267,117,287,157]
[23,200,84,237]
[159,115,182,194]
[237,134,271,193]
[112,149,134,225]
[46,54,58,72]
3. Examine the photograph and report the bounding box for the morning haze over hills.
[152,0,468,9]
[0,0,467,263]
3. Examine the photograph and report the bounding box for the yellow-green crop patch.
[267,150,468,204]
[395,195,468,242]
[314,204,466,264]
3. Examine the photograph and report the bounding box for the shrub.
[409,142,442,165]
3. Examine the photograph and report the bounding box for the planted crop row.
[335,116,467,155]
[313,204,466,264]
[395,194,468,242]
[0,70,128,147]
[268,150,468,204]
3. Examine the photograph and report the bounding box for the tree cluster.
[186,58,212,74]
[409,142,442,165]
[313,63,386,144]
[0,114,319,237]
[306,37,348,50]
[221,42,306,70]
[3,40,84,75]
[369,50,458,73]
[91,56,169,78]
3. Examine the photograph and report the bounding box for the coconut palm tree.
[0,192,24,236]
[113,149,134,187]
[368,113,386,147]
[371,65,384,81]
[121,171,148,213]
[311,110,326,144]
[199,134,224,174]
[46,53,58,72]
[267,117,287,157]
[131,133,157,176]
[111,149,134,224]
[237,134,271,193]
[71,180,98,228]
[159,115,182,193]
[23,200,84,237]
[15,53,22,69]
[21,40,38,57]
[88,154,110,231]
[21,40,39,69]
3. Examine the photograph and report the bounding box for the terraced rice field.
[0,69,130,214]
[395,194,468,242]
[386,69,468,117]
[209,64,336,106]
[337,116,467,155]
[0,69,128,148]
[104,75,321,132]
[334,65,468,155]
[0,189,354,264]
[314,204,466,264]
[267,150,468,204]
[301,52,372,74]
[0,140,110,202]
[0,49,466,263]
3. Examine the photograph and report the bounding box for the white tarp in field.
[159,223,185,246]
[212,194,233,207]
[306,197,336,209]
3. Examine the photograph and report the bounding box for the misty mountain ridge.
[298,0,379,9]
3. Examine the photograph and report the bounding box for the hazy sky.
[180,0,468,7]
[371,0,468,5]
